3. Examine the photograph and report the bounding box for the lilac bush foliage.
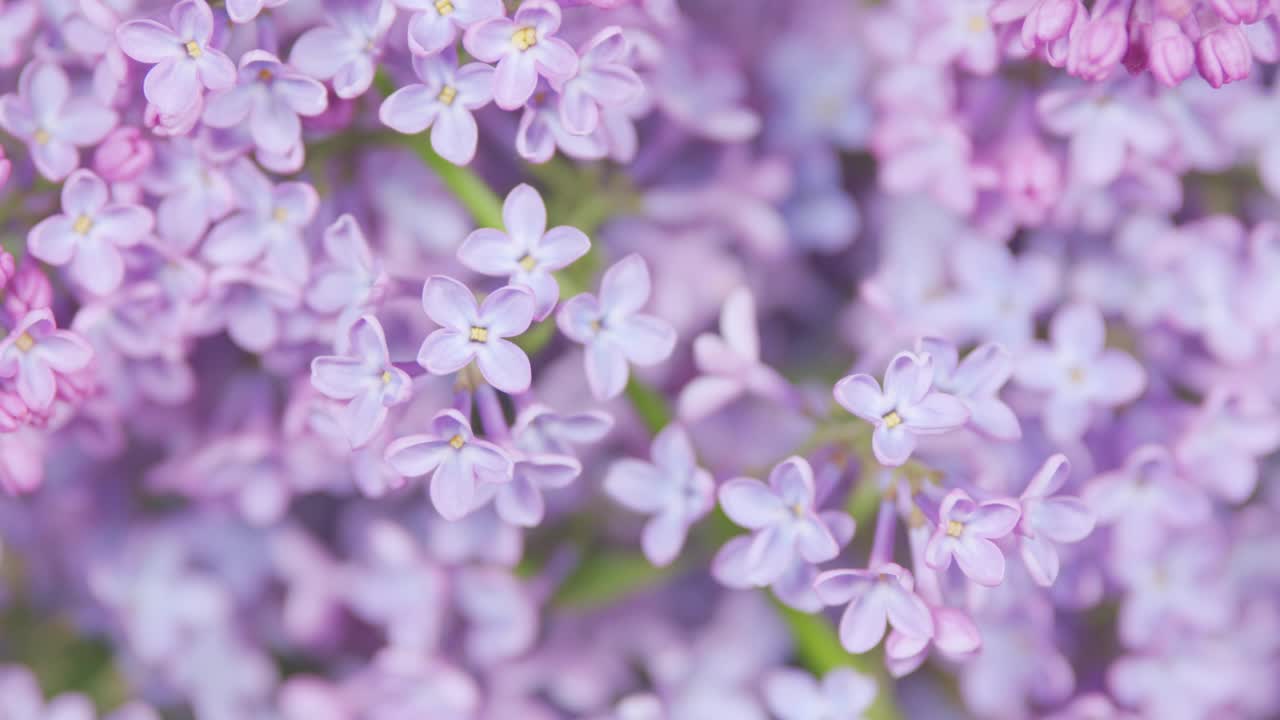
[3,0,1280,718]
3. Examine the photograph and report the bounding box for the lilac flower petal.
[651,423,696,476]
[311,357,369,399]
[1024,453,1070,498]
[1050,303,1105,360]
[1020,533,1061,586]
[833,374,888,421]
[503,184,547,245]
[144,59,201,115]
[458,228,519,275]
[493,54,538,110]
[839,590,889,653]
[1087,350,1145,404]
[1028,497,1095,542]
[604,459,667,512]
[531,37,579,81]
[611,314,676,366]
[463,440,512,484]
[718,477,787,529]
[289,27,352,78]
[678,375,742,421]
[28,216,76,264]
[814,569,874,605]
[479,285,535,337]
[585,340,628,400]
[115,20,183,62]
[796,516,839,563]
[496,474,543,527]
[764,670,825,720]
[431,456,477,520]
[380,85,441,134]
[744,524,794,585]
[432,108,480,165]
[871,424,916,467]
[641,510,687,566]
[72,237,125,294]
[769,457,814,507]
[900,392,968,433]
[408,12,457,55]
[599,254,651,316]
[422,275,480,331]
[418,329,475,374]
[954,535,1006,586]
[476,339,532,393]
[966,502,1020,538]
[882,351,932,406]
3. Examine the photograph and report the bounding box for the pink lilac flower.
[201,160,319,287]
[924,489,1021,586]
[1015,454,1095,586]
[833,350,970,467]
[27,169,153,295]
[289,0,396,99]
[305,215,389,320]
[0,309,94,412]
[916,337,1020,441]
[763,667,877,720]
[114,0,236,115]
[379,52,495,165]
[604,423,714,566]
[0,60,117,181]
[396,0,503,56]
[1013,303,1145,443]
[555,27,644,136]
[814,563,934,654]
[417,275,535,393]
[384,408,512,520]
[456,183,590,319]
[556,254,677,400]
[0,666,100,720]
[463,0,579,111]
[310,316,411,448]
[202,51,329,157]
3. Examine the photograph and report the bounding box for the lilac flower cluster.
[2,0,1280,717]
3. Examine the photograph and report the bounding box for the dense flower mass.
[2,0,1280,717]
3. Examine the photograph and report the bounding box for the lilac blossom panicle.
[3,0,1280,717]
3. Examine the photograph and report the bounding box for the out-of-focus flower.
[556,27,643,136]
[201,160,318,287]
[289,0,395,99]
[202,51,328,157]
[311,316,411,448]
[763,667,877,720]
[917,337,1020,441]
[0,60,117,180]
[1016,454,1095,586]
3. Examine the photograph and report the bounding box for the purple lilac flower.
[418,275,535,393]
[384,408,512,520]
[305,215,388,320]
[916,337,1020,441]
[814,563,934,654]
[763,667,877,720]
[1016,454,1095,586]
[289,0,396,99]
[0,60,117,181]
[0,309,94,412]
[396,0,503,56]
[380,52,494,166]
[27,169,153,295]
[199,265,303,353]
[114,0,236,115]
[456,183,590,319]
[924,488,1021,587]
[556,254,677,400]
[833,350,970,467]
[202,51,329,157]
[310,315,411,448]
[604,424,714,566]
[462,0,579,111]
[555,27,643,136]
[495,452,580,528]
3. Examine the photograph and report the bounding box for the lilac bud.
[1067,10,1128,80]
[1210,0,1262,24]
[1147,19,1195,86]
[1196,25,1253,88]
[92,127,154,183]
[4,261,53,319]
[1154,0,1194,18]
[1021,0,1078,49]
[0,145,9,189]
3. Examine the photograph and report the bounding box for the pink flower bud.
[1155,0,1195,19]
[92,127,154,183]
[1022,0,1078,49]
[4,261,53,319]
[1148,18,1195,86]
[1068,10,1128,80]
[1210,0,1262,24]
[1196,25,1253,87]
[1001,137,1063,226]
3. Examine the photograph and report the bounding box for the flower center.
[257,68,273,83]
[272,207,289,222]
[185,40,203,59]
[435,0,454,14]
[380,370,392,384]
[946,519,965,537]
[72,215,93,235]
[1068,366,1086,384]
[967,14,988,33]
[437,85,457,106]
[511,26,538,51]
[13,333,35,353]
[517,254,537,272]
[469,326,489,342]
[448,433,465,449]
[882,411,902,428]
[33,128,50,145]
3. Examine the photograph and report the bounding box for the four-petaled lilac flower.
[556,254,677,401]
[385,408,512,520]
[289,0,396,99]
[764,667,878,720]
[202,51,328,157]
[678,287,790,421]
[917,337,1020,441]
[833,351,969,467]
[555,26,644,136]
[418,275,535,393]
[924,489,1021,587]
[457,183,590,320]
[1016,454,1095,587]
[310,316,412,449]
[1013,303,1145,443]
[201,160,319,287]
[0,666,100,720]
[0,309,94,412]
[604,423,714,566]
[463,0,579,111]
[0,61,117,181]
[306,215,388,320]
[495,452,581,528]
[396,0,503,56]
[814,563,934,654]
[27,169,153,295]
[379,52,495,166]
[114,0,236,115]
[716,457,841,586]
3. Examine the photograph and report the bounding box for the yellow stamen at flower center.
[882,411,902,428]
[469,326,489,342]
[437,85,458,106]
[272,207,288,222]
[33,128,50,145]
[72,215,93,235]
[435,0,454,14]
[968,14,988,33]
[946,519,965,538]
[790,502,806,517]
[517,254,537,272]
[380,370,392,384]
[448,434,465,449]
[14,333,35,353]
[185,40,203,58]
[257,68,273,82]
[1068,366,1086,384]
[511,26,538,51]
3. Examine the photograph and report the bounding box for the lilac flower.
[715,457,842,586]
[226,0,286,24]
[396,0,503,56]
[1016,454,1095,587]
[114,0,236,115]
[0,60,117,181]
[462,0,579,111]
[202,51,328,156]
[916,337,1020,441]
[289,0,395,99]
[763,667,877,720]
[511,403,613,456]
[555,27,643,136]
[456,183,590,320]
[306,215,388,319]
[0,145,8,188]
[833,351,969,467]
[515,85,609,164]
[556,254,677,400]
[495,452,581,528]
[199,265,303,353]
[604,424,714,566]
[201,160,319,287]
[924,489,1021,587]
[384,408,513,520]
[1013,303,1145,443]
[0,666,97,720]
[27,169,153,295]
[814,563,934,654]
[140,137,235,251]
[1037,83,1173,188]
[418,275,535,393]
[310,316,411,449]
[379,52,495,166]
[0,309,93,412]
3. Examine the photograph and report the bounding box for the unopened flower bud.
[1197,25,1253,87]
[92,127,154,183]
